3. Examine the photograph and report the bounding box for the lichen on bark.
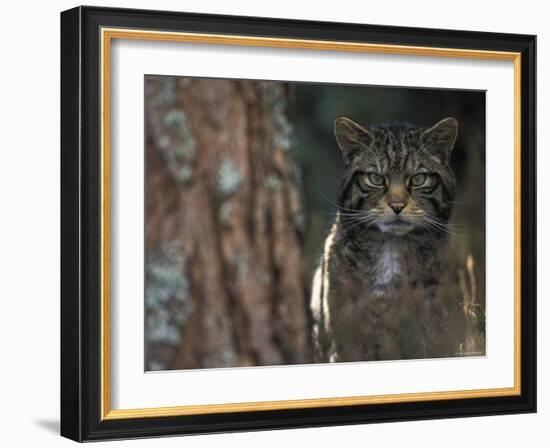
[145,76,309,370]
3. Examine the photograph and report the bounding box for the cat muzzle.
[377,217,415,235]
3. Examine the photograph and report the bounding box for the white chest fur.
[373,243,403,289]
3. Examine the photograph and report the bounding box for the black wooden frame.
[61,5,537,442]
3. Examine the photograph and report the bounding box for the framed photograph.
[60,6,536,441]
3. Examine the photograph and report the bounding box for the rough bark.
[144,76,309,370]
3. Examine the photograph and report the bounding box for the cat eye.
[410,173,429,187]
[366,173,385,187]
[356,173,384,192]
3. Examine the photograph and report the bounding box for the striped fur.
[310,117,458,363]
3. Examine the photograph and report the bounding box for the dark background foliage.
[293,83,485,276]
[145,76,485,370]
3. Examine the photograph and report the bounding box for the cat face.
[334,117,457,236]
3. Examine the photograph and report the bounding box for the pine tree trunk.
[145,76,309,370]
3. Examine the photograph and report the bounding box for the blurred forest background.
[145,75,485,371]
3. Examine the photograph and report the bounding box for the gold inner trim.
[100,27,522,421]
[100,29,111,421]
[514,54,522,391]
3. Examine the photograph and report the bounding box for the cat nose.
[390,202,406,214]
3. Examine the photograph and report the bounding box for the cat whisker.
[420,216,468,238]
[420,211,468,230]
[322,211,363,217]
[341,213,382,234]
[320,193,363,214]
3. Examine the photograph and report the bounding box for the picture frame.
[60,5,536,442]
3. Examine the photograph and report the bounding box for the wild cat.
[310,116,459,363]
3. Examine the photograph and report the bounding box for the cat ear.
[420,117,458,163]
[334,116,374,162]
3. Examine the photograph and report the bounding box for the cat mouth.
[377,217,415,235]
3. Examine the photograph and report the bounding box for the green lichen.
[218,202,233,227]
[264,175,282,191]
[175,142,196,163]
[288,161,303,188]
[231,251,248,281]
[154,78,177,105]
[147,360,165,371]
[157,108,196,187]
[218,317,237,367]
[272,113,293,151]
[179,166,193,186]
[217,157,243,196]
[204,316,237,368]
[164,109,196,159]
[259,270,271,286]
[146,310,181,346]
[157,135,171,151]
[178,78,192,88]
[259,82,294,152]
[164,109,186,128]
[145,241,190,347]
[294,211,305,230]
